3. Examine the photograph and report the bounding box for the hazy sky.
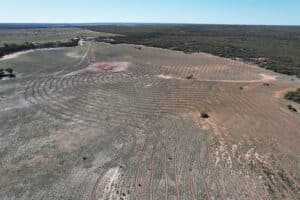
[0,0,299,25]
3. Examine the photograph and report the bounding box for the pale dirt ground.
[0,42,299,200]
[71,61,129,75]
[0,48,64,61]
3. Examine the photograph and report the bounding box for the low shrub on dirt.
[285,89,300,104]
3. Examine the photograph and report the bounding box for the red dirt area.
[83,62,129,73]
[67,61,130,76]
[274,87,297,98]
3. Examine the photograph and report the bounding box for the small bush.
[287,105,297,112]
[285,89,300,104]
[186,74,193,79]
[201,112,210,118]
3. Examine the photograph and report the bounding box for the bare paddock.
[0,42,299,200]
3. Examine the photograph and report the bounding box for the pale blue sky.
[0,0,299,25]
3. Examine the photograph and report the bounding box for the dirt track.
[1,42,299,199]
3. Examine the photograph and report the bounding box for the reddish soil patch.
[26,154,46,167]
[66,62,130,76]
[82,62,129,74]
[274,87,297,98]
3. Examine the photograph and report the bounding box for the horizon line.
[0,22,299,27]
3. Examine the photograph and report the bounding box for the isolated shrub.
[201,112,210,118]
[5,68,13,74]
[285,89,300,104]
[287,105,297,112]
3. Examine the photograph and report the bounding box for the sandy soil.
[274,87,298,98]
[25,154,47,167]
[67,61,129,76]
[0,50,36,60]
[0,48,63,61]
[156,73,277,83]
[1,42,299,200]
[86,62,129,73]
[156,74,178,80]
[66,52,83,58]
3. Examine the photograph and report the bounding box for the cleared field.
[0,42,299,199]
[0,28,115,46]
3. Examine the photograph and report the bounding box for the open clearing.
[0,27,116,46]
[0,42,299,200]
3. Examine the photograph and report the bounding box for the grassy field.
[82,25,300,77]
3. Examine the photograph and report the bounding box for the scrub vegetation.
[0,39,79,58]
[84,25,300,77]
[285,88,300,104]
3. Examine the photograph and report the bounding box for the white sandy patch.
[79,40,84,46]
[145,83,153,87]
[0,77,15,81]
[87,62,129,73]
[155,73,277,83]
[0,50,35,60]
[259,73,277,82]
[100,167,120,199]
[0,48,63,61]
[156,74,184,80]
[66,52,82,58]
[156,74,176,79]
[194,73,277,83]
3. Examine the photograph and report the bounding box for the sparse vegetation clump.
[287,105,298,112]
[134,46,142,50]
[0,68,15,79]
[186,74,193,80]
[201,112,210,118]
[285,89,300,104]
